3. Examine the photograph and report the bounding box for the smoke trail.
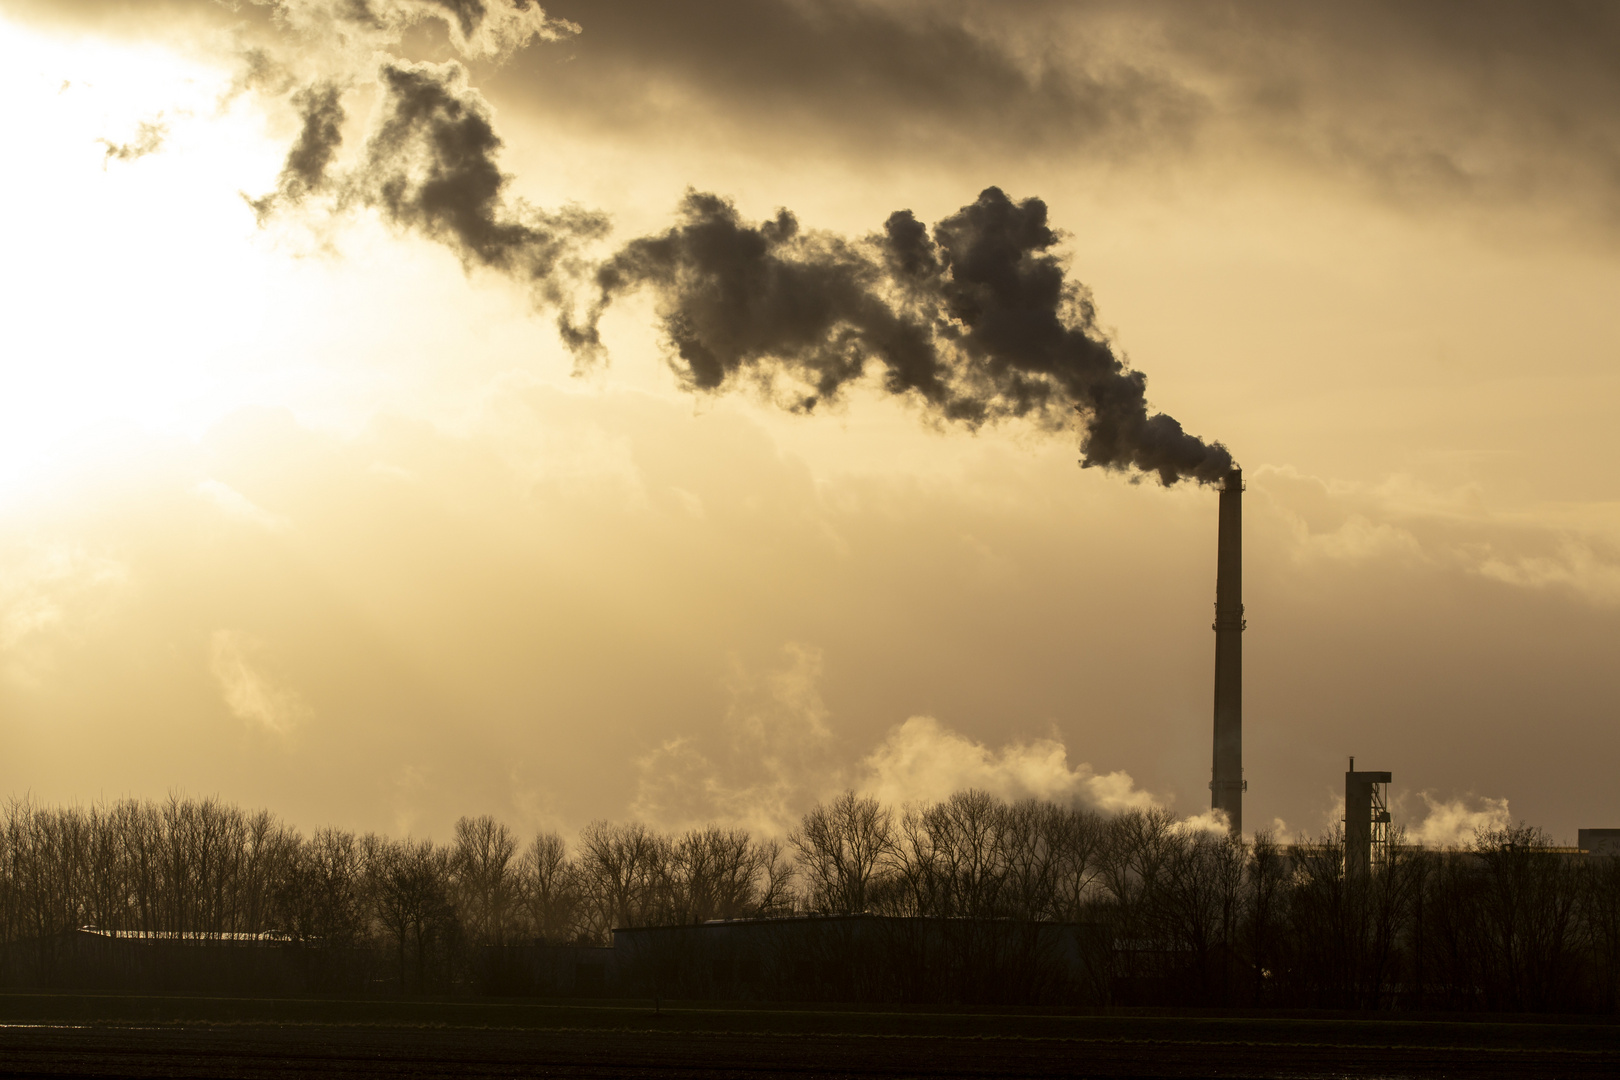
[361,60,609,301]
[579,188,1232,484]
[242,1,1230,484]
[572,192,947,417]
[244,0,607,286]
[252,60,609,303]
[893,190,1231,483]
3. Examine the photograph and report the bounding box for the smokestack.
[1211,468,1244,835]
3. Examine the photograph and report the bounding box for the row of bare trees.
[0,798,794,991]
[2,793,1618,1010]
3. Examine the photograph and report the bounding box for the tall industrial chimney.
[1211,468,1245,835]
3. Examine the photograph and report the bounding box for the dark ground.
[0,994,1614,1079]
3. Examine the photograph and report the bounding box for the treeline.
[2,792,1618,1011]
[0,798,793,992]
[792,791,1620,1012]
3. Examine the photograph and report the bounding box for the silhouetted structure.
[1344,762,1393,878]
[1579,829,1620,856]
[1,929,304,994]
[1211,467,1245,834]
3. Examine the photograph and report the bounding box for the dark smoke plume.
[253,60,608,306]
[581,188,1232,485]
[249,82,345,222]
[573,192,947,418]
[362,60,607,298]
[280,83,345,197]
[241,4,1228,484]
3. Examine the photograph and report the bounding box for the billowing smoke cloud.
[579,188,1233,484]
[360,60,609,303]
[248,82,344,221]
[243,0,609,304]
[280,82,344,195]
[245,1,1230,485]
[571,193,941,417]
[252,59,609,305]
[896,193,1230,483]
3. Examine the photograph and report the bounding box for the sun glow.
[0,20,284,495]
[0,17,581,508]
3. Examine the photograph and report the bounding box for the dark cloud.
[1156,0,1620,212]
[487,0,1205,161]
[474,0,1620,225]
[28,1,1620,224]
[581,187,1231,484]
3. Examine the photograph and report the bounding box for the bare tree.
[365,836,457,993]
[1245,830,1286,1005]
[1158,829,1246,1004]
[577,821,663,939]
[1048,805,1107,921]
[452,816,520,947]
[1471,824,1582,1011]
[278,828,365,946]
[886,803,941,917]
[752,838,797,917]
[790,791,896,914]
[521,831,584,943]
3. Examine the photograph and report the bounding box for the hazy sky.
[3,0,1617,845]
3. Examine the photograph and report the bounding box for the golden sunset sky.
[2,0,1617,844]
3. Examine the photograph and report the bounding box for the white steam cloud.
[209,629,312,737]
[1411,791,1512,848]
[631,645,1167,836]
[632,643,835,835]
[857,715,1160,813]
